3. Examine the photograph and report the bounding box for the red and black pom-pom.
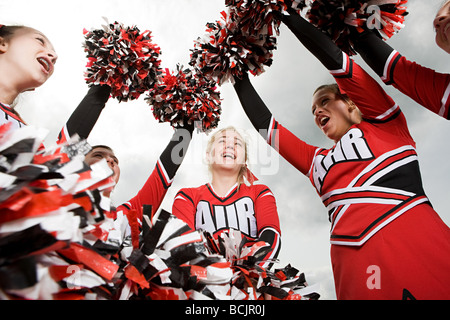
[225,0,308,36]
[190,10,277,85]
[0,124,120,300]
[146,65,222,132]
[83,20,162,102]
[306,0,408,55]
[204,229,321,300]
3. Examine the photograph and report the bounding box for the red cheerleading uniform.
[172,183,281,268]
[234,14,450,299]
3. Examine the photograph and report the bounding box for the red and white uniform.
[234,12,450,296]
[0,102,26,130]
[266,54,431,246]
[265,54,450,299]
[172,183,281,268]
[381,51,450,119]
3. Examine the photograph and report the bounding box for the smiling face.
[0,27,58,97]
[312,86,361,143]
[207,127,248,179]
[434,0,450,53]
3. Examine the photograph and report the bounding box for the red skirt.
[331,203,450,300]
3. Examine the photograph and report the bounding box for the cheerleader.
[0,24,57,128]
[233,13,450,299]
[348,1,450,120]
[172,126,281,269]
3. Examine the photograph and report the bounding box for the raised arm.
[57,85,111,144]
[117,126,193,222]
[353,30,450,120]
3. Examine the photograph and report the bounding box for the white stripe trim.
[157,158,173,185]
[327,197,402,211]
[329,52,349,75]
[381,50,398,82]
[375,103,399,120]
[363,154,417,186]
[208,182,238,198]
[348,145,416,187]
[174,194,186,202]
[267,116,275,144]
[330,204,349,234]
[328,145,417,234]
[260,191,275,198]
[258,227,281,269]
[440,81,450,117]
[330,197,429,246]
[322,185,415,203]
[307,148,322,178]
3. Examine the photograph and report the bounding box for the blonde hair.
[206,126,249,186]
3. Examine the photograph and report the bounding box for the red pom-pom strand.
[83,20,162,102]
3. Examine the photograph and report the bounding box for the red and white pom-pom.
[83,20,162,102]
[0,124,123,300]
[226,0,308,36]
[146,65,222,132]
[306,0,408,55]
[190,10,277,85]
[204,229,321,300]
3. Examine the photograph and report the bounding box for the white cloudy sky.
[2,0,449,299]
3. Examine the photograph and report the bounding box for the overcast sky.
[1,0,449,299]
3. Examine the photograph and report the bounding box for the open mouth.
[319,116,330,128]
[221,152,236,160]
[37,57,52,73]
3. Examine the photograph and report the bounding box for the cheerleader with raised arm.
[233,12,450,299]
[172,126,281,269]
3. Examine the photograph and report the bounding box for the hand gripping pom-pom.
[306,0,408,55]
[83,20,162,102]
[146,65,222,133]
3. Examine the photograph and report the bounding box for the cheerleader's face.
[85,147,121,185]
[312,89,360,143]
[208,129,246,173]
[0,27,58,92]
[434,1,450,53]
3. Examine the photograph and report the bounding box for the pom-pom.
[189,10,277,85]
[117,208,234,300]
[0,124,123,300]
[205,229,321,300]
[226,0,308,36]
[117,209,320,300]
[146,65,222,132]
[306,0,409,55]
[83,19,162,102]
